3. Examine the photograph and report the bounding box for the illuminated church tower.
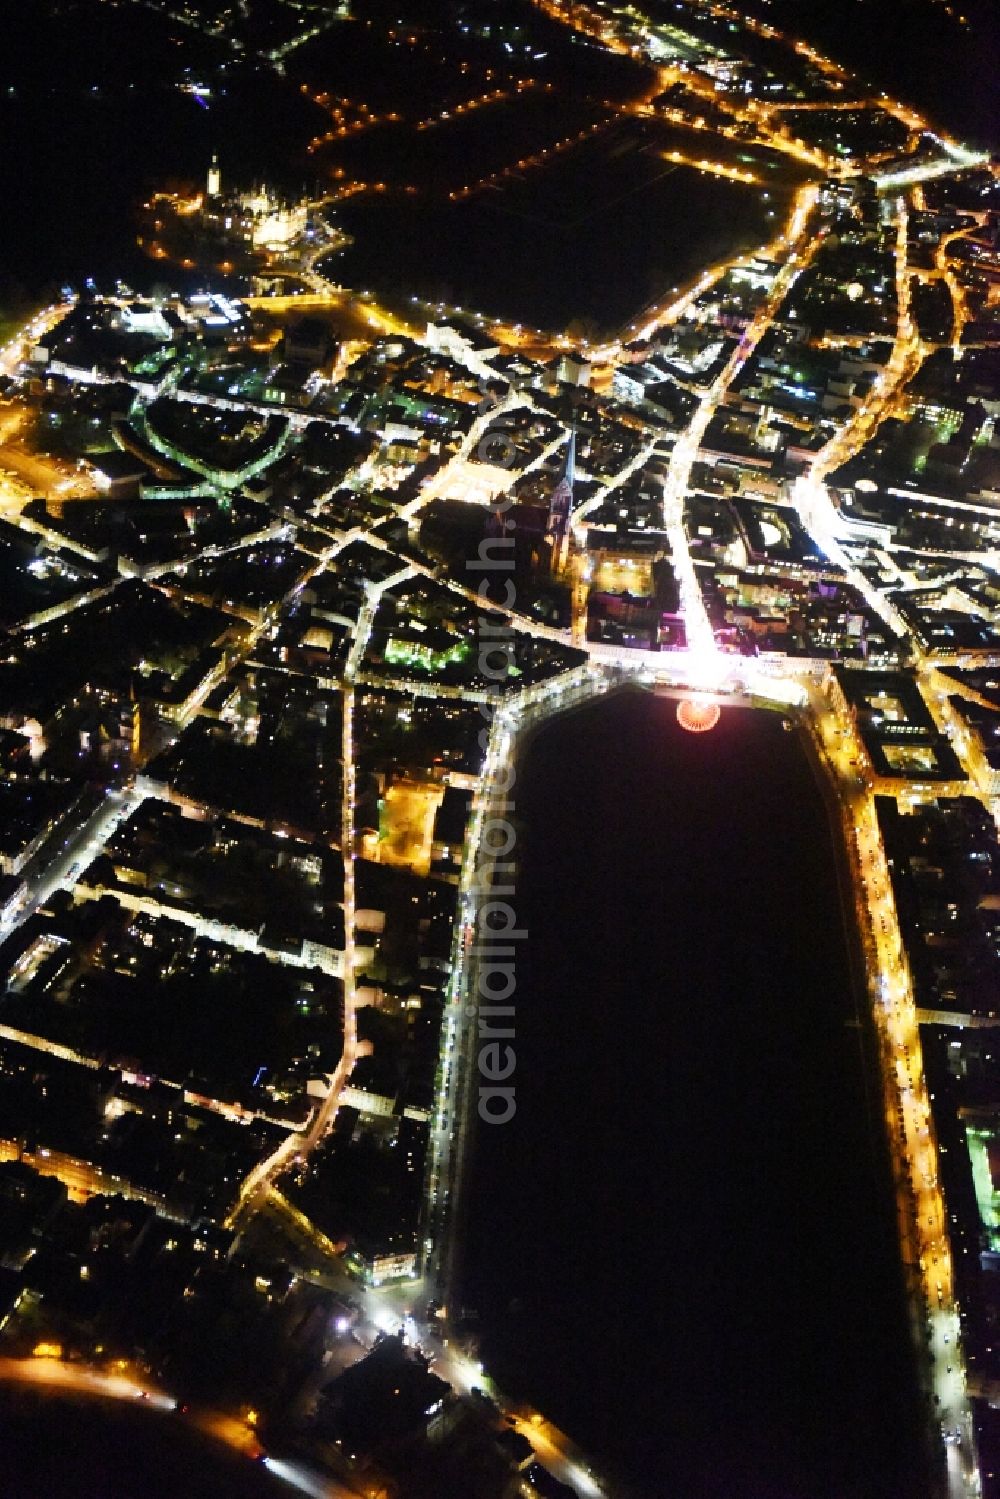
[546,426,575,575]
[207,153,221,199]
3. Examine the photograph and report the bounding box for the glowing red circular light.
[676,699,721,734]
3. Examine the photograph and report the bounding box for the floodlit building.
[206,153,221,199]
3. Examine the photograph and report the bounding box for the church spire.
[546,425,576,575]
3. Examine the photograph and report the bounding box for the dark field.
[0,1387,288,1499]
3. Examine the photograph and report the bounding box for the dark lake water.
[0,1386,287,1499]
[0,77,320,303]
[464,688,935,1499]
[330,161,777,335]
